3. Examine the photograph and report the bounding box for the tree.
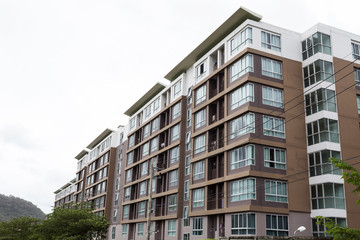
[0,216,40,240]
[316,158,360,240]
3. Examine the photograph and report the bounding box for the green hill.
[0,194,46,222]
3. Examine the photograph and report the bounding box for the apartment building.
[56,6,360,240]
[54,179,76,208]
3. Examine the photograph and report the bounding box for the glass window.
[172,102,181,120]
[141,161,148,176]
[169,170,178,187]
[231,213,256,235]
[309,150,341,177]
[266,214,288,236]
[168,220,176,236]
[152,117,159,133]
[187,109,192,127]
[312,217,347,237]
[184,233,190,240]
[264,147,286,169]
[122,224,128,236]
[143,124,150,138]
[138,201,146,216]
[114,193,119,206]
[113,210,117,223]
[307,118,339,146]
[171,124,180,141]
[302,32,332,60]
[193,160,205,180]
[231,178,256,201]
[357,95,360,114]
[193,188,204,207]
[129,117,136,131]
[124,187,130,200]
[151,137,158,153]
[153,97,160,113]
[184,180,190,201]
[195,84,206,105]
[265,180,288,203]
[187,87,193,105]
[261,58,282,79]
[126,170,132,183]
[195,108,206,129]
[128,134,135,148]
[183,207,190,226]
[355,68,360,87]
[230,113,255,139]
[185,155,191,175]
[137,223,144,236]
[193,217,203,235]
[123,205,129,218]
[168,194,177,211]
[352,42,360,60]
[263,115,285,138]
[230,145,255,169]
[230,54,253,82]
[262,86,283,108]
[194,134,206,154]
[230,83,254,110]
[303,59,334,88]
[142,142,149,157]
[311,183,345,209]
[170,146,179,164]
[173,80,182,99]
[196,60,207,80]
[305,89,336,116]
[261,31,281,51]
[140,181,147,195]
[186,131,191,151]
[230,27,253,55]
[145,105,151,119]
[127,151,134,166]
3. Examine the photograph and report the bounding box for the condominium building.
[54,179,76,208]
[56,6,360,240]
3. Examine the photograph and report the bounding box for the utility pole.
[146,157,154,240]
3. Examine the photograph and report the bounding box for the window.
[261,58,282,79]
[231,213,256,235]
[193,217,203,235]
[352,42,360,59]
[185,155,190,175]
[355,68,360,87]
[170,146,179,164]
[126,169,132,182]
[141,161,148,176]
[173,80,182,99]
[231,178,256,201]
[230,145,255,169]
[263,115,285,138]
[184,180,190,201]
[137,223,144,236]
[230,113,255,139]
[171,124,180,141]
[265,180,288,202]
[143,124,150,138]
[312,217,346,237]
[152,177,156,193]
[305,89,336,116]
[168,220,176,236]
[194,134,206,154]
[230,54,253,82]
[142,142,149,157]
[186,131,191,151]
[168,194,177,211]
[303,59,334,88]
[309,150,341,176]
[193,160,205,180]
[307,118,339,145]
[122,224,128,236]
[183,233,190,240]
[113,210,118,222]
[302,32,331,60]
[195,108,206,129]
[183,207,190,226]
[187,87,193,105]
[151,137,158,152]
[128,134,135,148]
[172,102,181,120]
[357,95,360,114]
[111,226,116,239]
[311,183,345,209]
[193,188,204,207]
[114,193,119,206]
[140,181,147,195]
[145,105,151,119]
[261,31,281,51]
[124,187,130,200]
[264,147,286,169]
[138,201,146,216]
[230,27,252,55]
[152,117,159,132]
[123,205,129,218]
[127,151,134,166]
[130,117,136,131]
[187,109,192,127]
[153,97,160,113]
[230,83,254,110]
[196,61,207,80]
[169,170,178,187]
[262,86,283,108]
[266,214,288,236]
[195,84,206,105]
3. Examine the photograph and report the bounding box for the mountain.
[0,194,46,222]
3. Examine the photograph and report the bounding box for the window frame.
[261,31,281,52]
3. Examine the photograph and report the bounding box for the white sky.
[0,0,358,214]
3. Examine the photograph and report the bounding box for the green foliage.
[0,204,109,240]
[0,194,45,222]
[315,158,360,240]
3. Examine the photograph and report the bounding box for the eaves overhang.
[75,149,89,160]
[86,128,115,150]
[164,7,262,81]
[124,82,167,117]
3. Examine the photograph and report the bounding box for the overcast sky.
[0,0,358,214]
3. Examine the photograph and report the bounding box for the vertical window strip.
[230,83,254,110]
[303,59,334,88]
[302,32,331,60]
[305,89,337,116]
[230,27,253,55]
[230,54,253,82]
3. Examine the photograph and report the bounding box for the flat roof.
[86,128,115,149]
[164,7,262,81]
[75,149,89,160]
[124,82,167,117]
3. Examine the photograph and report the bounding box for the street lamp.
[294,226,306,236]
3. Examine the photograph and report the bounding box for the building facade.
[55,7,360,240]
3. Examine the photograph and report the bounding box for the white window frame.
[122,224,128,236]
[171,124,180,141]
[173,80,182,99]
[168,220,177,236]
[170,146,179,164]
[169,170,178,187]
[186,109,192,127]
[231,178,256,201]
[231,213,256,235]
[230,54,253,82]
[192,217,203,235]
[230,145,255,169]
[184,180,190,201]
[138,201,146,216]
[193,160,205,180]
[196,60,207,80]
[261,31,281,52]
[195,108,206,129]
[141,161,148,176]
[168,194,177,211]
[230,113,255,139]
[264,147,286,169]
[261,57,282,79]
[230,83,254,110]
[193,188,204,207]
[172,102,181,120]
[142,142,149,157]
[185,155,190,176]
[140,181,147,195]
[263,115,285,138]
[143,124,150,138]
[230,27,253,55]
[194,134,206,154]
[265,180,288,203]
[195,84,206,105]
[262,86,284,108]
